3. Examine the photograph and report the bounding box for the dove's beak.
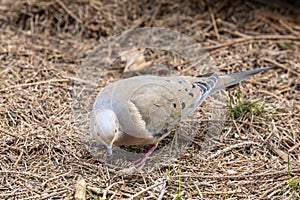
[107,145,113,156]
[107,129,120,156]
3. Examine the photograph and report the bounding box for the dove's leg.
[133,143,158,166]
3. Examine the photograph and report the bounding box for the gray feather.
[210,67,272,95]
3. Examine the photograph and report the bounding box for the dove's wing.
[167,73,220,120]
[129,83,182,141]
[109,74,219,142]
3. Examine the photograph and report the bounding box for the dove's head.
[92,109,120,156]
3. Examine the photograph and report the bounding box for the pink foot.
[133,144,158,166]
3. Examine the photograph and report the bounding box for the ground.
[0,0,300,199]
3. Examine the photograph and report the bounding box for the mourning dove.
[90,67,271,166]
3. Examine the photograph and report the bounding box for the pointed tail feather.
[210,67,272,95]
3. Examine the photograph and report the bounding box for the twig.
[258,16,284,33]
[209,141,261,159]
[204,35,300,50]
[261,120,275,146]
[87,185,119,197]
[219,156,267,166]
[0,191,29,198]
[279,19,300,36]
[194,184,203,198]
[269,144,289,162]
[258,91,287,104]
[232,120,242,136]
[102,181,124,199]
[41,170,73,187]
[179,168,300,180]
[192,189,242,195]
[262,57,300,77]
[13,150,24,167]
[0,128,24,140]
[289,141,300,153]
[259,179,287,198]
[86,181,129,198]
[148,3,161,26]
[0,170,45,180]
[128,182,163,200]
[63,75,98,86]
[237,120,269,132]
[210,12,220,40]
[157,180,167,200]
[55,0,82,23]
[6,111,17,126]
[0,79,69,92]
[23,189,68,200]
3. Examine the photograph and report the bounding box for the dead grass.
[0,0,299,199]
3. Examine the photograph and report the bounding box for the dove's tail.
[210,67,272,95]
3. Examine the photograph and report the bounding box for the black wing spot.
[188,92,194,97]
[192,83,196,88]
[181,102,186,109]
[173,103,177,108]
[184,88,188,92]
[197,82,208,93]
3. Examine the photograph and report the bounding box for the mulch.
[0,0,299,199]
